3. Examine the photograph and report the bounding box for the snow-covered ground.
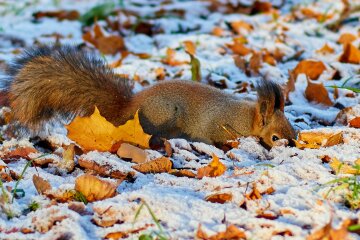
[0,0,360,239]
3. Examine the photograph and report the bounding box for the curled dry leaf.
[2,146,38,161]
[293,60,326,80]
[305,79,333,106]
[307,219,350,240]
[197,154,226,179]
[169,169,196,178]
[329,158,360,175]
[246,183,262,200]
[294,131,343,149]
[339,43,360,64]
[66,107,152,152]
[78,156,131,179]
[205,192,233,204]
[33,175,52,195]
[132,157,172,174]
[117,143,148,164]
[75,174,118,202]
[349,117,360,128]
[197,224,246,240]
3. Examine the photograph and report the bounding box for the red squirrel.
[4,45,295,148]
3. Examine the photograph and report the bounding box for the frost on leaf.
[197,224,246,240]
[132,157,172,173]
[197,154,226,179]
[294,132,343,149]
[66,107,152,152]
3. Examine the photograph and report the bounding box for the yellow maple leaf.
[66,107,151,151]
[197,154,226,179]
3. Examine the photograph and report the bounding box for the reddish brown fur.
[6,45,296,147]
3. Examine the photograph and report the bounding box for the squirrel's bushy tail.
[7,45,132,129]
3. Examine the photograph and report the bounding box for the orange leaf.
[205,193,233,204]
[155,67,166,80]
[316,43,335,55]
[349,117,360,128]
[246,183,262,200]
[97,35,125,55]
[307,219,350,240]
[75,174,118,202]
[226,41,252,56]
[197,224,246,240]
[338,33,357,45]
[183,40,196,55]
[305,79,333,106]
[33,175,52,195]
[230,20,253,34]
[197,155,226,179]
[162,48,188,66]
[262,51,276,66]
[339,43,360,64]
[293,60,326,80]
[294,131,343,149]
[66,107,152,151]
[117,143,148,164]
[249,52,262,75]
[132,157,172,174]
[212,27,224,36]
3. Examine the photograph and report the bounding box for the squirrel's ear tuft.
[255,80,285,125]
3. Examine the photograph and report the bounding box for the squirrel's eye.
[272,135,279,142]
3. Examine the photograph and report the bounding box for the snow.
[0,0,360,239]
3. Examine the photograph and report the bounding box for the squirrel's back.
[6,45,132,129]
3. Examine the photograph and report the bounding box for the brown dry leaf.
[294,131,343,149]
[285,70,296,102]
[162,48,188,66]
[33,10,80,21]
[316,43,335,55]
[262,51,276,66]
[349,117,360,128]
[305,79,333,106]
[66,107,152,151]
[230,20,253,34]
[105,232,127,239]
[78,157,131,179]
[75,174,118,202]
[246,183,262,200]
[197,224,246,240]
[249,52,262,75]
[2,147,38,161]
[307,219,350,240]
[82,24,125,55]
[205,193,233,204]
[212,27,225,37]
[338,33,357,45]
[197,155,226,179]
[33,175,52,195]
[253,1,273,13]
[329,158,360,175]
[183,40,196,55]
[117,143,148,164]
[226,40,252,56]
[293,60,326,80]
[169,169,196,178]
[155,67,166,80]
[132,157,172,173]
[300,8,333,22]
[339,43,360,64]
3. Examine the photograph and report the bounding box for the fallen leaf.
[262,50,276,66]
[293,60,326,80]
[246,183,262,200]
[226,40,252,56]
[205,193,233,204]
[33,175,52,195]
[305,79,333,106]
[183,40,196,55]
[197,155,226,179]
[330,158,360,175]
[212,27,225,36]
[78,156,132,179]
[104,232,127,239]
[316,43,335,55]
[229,20,253,34]
[117,143,148,163]
[33,10,80,21]
[155,67,166,80]
[307,219,350,240]
[285,70,296,101]
[338,33,357,45]
[162,48,188,66]
[75,174,118,202]
[197,224,246,240]
[294,131,343,149]
[132,157,172,173]
[349,117,360,128]
[2,147,38,161]
[249,52,262,75]
[339,43,360,64]
[66,107,152,151]
[169,169,196,178]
